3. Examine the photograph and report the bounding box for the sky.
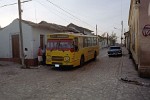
[0,0,130,43]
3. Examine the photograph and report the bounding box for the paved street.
[0,47,150,100]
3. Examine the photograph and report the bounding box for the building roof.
[67,23,93,33]
[19,19,78,32]
[0,26,3,30]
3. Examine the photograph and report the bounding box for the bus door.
[73,38,80,66]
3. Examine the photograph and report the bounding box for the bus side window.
[84,37,88,47]
[74,38,78,51]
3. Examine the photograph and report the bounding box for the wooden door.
[12,35,20,58]
[40,35,44,49]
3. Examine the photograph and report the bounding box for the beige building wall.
[129,0,139,65]
[129,0,150,77]
[139,0,150,67]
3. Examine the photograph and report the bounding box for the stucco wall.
[0,19,33,59]
[0,19,66,60]
[0,20,20,58]
[32,28,59,58]
[129,0,139,65]
[22,22,33,59]
[139,0,150,66]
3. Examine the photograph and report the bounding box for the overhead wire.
[41,0,104,35]
[59,3,105,34]
[0,2,17,8]
[35,0,79,23]
[0,0,32,8]
[44,0,81,23]
[0,0,104,35]
[35,0,104,35]
[46,0,97,31]
[34,0,70,23]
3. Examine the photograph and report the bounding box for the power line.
[34,0,70,23]
[36,0,77,23]
[46,0,81,20]
[0,0,32,8]
[36,0,104,35]
[0,0,104,34]
[36,0,88,24]
[46,0,95,30]
[0,2,17,8]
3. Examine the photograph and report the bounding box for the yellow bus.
[46,32,99,68]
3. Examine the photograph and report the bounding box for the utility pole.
[121,20,123,46]
[18,0,24,66]
[107,33,109,47]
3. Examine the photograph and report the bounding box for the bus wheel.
[93,52,97,61]
[80,56,84,67]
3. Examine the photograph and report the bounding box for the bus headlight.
[64,56,70,62]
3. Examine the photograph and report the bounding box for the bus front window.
[47,39,74,51]
[47,41,59,50]
[59,41,73,49]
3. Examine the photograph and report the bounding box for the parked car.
[108,46,122,57]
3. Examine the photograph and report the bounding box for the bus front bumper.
[47,62,74,68]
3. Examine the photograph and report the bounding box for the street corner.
[0,61,22,68]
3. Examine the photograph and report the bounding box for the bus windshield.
[47,39,74,50]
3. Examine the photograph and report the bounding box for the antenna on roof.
[96,24,97,36]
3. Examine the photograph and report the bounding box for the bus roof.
[47,32,98,38]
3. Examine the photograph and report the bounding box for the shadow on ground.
[50,59,99,72]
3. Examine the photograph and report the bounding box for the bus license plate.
[55,64,60,67]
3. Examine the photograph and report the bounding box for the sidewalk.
[120,47,150,86]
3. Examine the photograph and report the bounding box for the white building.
[0,19,75,65]
[99,36,113,49]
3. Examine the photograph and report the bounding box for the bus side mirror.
[75,45,78,51]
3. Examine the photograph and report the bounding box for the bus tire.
[93,52,97,61]
[80,56,84,67]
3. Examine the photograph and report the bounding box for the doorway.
[12,34,20,58]
[40,35,44,49]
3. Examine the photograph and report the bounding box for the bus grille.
[52,56,64,61]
